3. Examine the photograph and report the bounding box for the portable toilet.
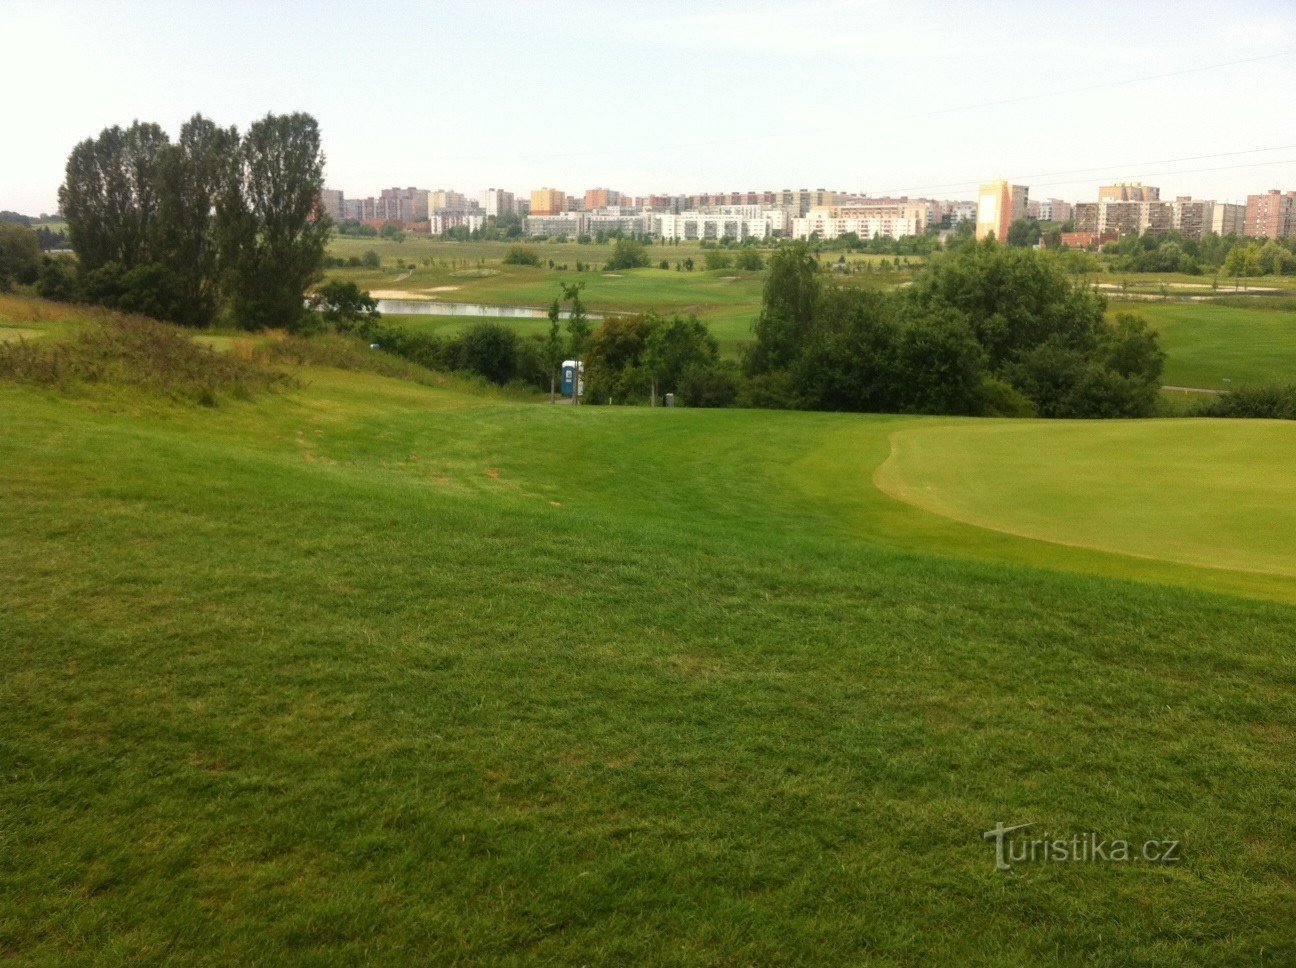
[561,360,584,398]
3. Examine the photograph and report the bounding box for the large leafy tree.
[60,121,171,272]
[221,113,330,331]
[156,115,239,326]
[745,241,821,375]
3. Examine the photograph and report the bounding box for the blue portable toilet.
[561,360,584,398]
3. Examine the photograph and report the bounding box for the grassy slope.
[2,335,1296,964]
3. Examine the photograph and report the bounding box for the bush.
[1196,385,1296,420]
[604,238,649,271]
[736,371,798,410]
[0,222,41,290]
[502,246,540,266]
[37,256,81,302]
[458,322,521,385]
[678,362,740,408]
[979,377,1039,417]
[703,250,732,271]
[734,249,764,271]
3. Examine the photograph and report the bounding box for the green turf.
[2,303,1296,963]
[874,418,1296,578]
[1124,303,1296,389]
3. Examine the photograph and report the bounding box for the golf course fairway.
[874,419,1296,579]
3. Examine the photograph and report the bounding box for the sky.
[2,0,1294,215]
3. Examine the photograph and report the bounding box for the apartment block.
[1245,189,1296,239]
[1211,202,1245,236]
[530,188,566,216]
[480,188,515,218]
[584,187,623,210]
[1099,183,1159,202]
[794,199,936,241]
[1034,198,1073,223]
[429,190,467,211]
[319,189,344,221]
[1073,203,1099,234]
[525,213,585,237]
[976,181,1028,241]
[658,210,784,242]
[1171,197,1215,240]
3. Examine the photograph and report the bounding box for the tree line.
[41,113,328,329]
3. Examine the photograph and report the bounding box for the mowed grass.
[874,419,1296,579]
[2,308,1296,963]
[1126,302,1296,389]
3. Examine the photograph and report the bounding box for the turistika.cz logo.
[982,822,1182,872]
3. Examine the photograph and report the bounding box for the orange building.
[530,188,566,216]
[975,180,1028,242]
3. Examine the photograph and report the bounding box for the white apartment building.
[658,208,789,241]
[480,188,515,218]
[793,200,936,241]
[429,213,485,234]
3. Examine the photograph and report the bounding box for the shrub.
[1196,385,1296,420]
[604,239,649,271]
[502,246,540,266]
[458,322,521,385]
[678,362,740,408]
[979,377,1039,417]
[37,257,81,302]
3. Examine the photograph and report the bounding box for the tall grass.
[0,315,294,405]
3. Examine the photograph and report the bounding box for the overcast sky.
[2,0,1294,214]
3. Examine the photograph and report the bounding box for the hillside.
[2,305,1294,964]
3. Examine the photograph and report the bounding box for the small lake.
[376,299,602,320]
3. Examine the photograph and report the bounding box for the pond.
[375,299,602,320]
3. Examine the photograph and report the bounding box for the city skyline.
[2,0,1294,214]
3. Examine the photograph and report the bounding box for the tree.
[311,280,380,332]
[1007,218,1042,248]
[156,114,239,326]
[459,322,521,385]
[604,238,649,270]
[644,314,719,406]
[0,222,41,291]
[221,113,330,331]
[502,246,540,266]
[60,121,171,272]
[734,248,764,271]
[703,250,732,271]
[746,241,821,375]
[561,283,591,404]
[542,298,566,403]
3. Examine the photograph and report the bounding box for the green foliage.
[36,256,80,302]
[310,280,380,332]
[59,112,330,330]
[222,113,330,332]
[458,322,522,386]
[745,240,1163,417]
[979,376,1039,417]
[734,248,765,271]
[1006,218,1042,248]
[746,241,821,376]
[703,250,732,271]
[677,360,741,407]
[603,238,649,271]
[1195,384,1296,420]
[502,246,540,266]
[0,222,42,290]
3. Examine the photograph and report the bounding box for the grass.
[1126,303,1296,389]
[873,418,1296,579]
[2,301,1295,964]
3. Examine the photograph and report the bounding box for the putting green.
[874,419,1296,578]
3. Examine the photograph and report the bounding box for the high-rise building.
[1245,189,1296,239]
[319,189,344,221]
[975,181,1028,241]
[1035,198,1073,223]
[1099,183,1159,202]
[429,190,467,211]
[584,187,623,210]
[1171,197,1215,240]
[1211,202,1246,236]
[480,188,515,218]
[530,188,566,216]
